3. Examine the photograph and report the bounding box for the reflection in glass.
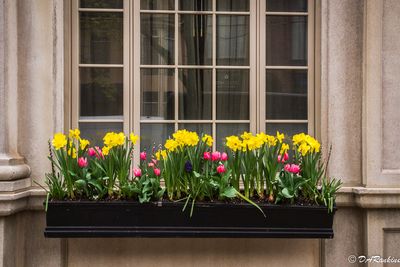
[179,69,212,120]
[266,123,308,137]
[266,16,307,66]
[140,124,175,151]
[141,69,174,120]
[266,0,307,12]
[216,123,249,151]
[79,122,123,146]
[217,16,249,66]
[179,0,212,11]
[80,0,123,8]
[216,70,249,120]
[217,0,249,11]
[179,15,212,65]
[80,68,123,117]
[141,14,174,65]
[178,124,212,135]
[80,12,123,64]
[266,70,307,120]
[141,0,174,10]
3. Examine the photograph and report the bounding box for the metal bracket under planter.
[44,201,336,238]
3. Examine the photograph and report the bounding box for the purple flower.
[185,161,193,173]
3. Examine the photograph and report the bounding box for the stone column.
[0,0,31,184]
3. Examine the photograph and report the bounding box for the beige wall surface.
[0,0,400,267]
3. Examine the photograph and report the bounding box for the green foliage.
[276,171,308,204]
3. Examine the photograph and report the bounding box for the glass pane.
[179,69,212,120]
[79,122,123,146]
[266,0,307,12]
[179,0,212,11]
[141,0,174,10]
[266,123,308,137]
[80,12,123,64]
[217,15,249,66]
[80,68,123,117]
[217,0,249,11]
[141,14,174,65]
[80,0,123,8]
[141,69,175,120]
[178,124,212,135]
[179,15,212,65]
[216,70,249,120]
[266,69,307,120]
[216,123,249,151]
[266,16,307,66]
[140,123,175,151]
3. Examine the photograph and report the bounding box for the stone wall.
[0,0,399,266]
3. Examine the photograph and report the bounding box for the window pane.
[216,123,249,151]
[266,123,308,137]
[80,0,123,9]
[217,15,249,66]
[80,12,123,64]
[179,69,212,120]
[266,69,307,120]
[141,0,174,10]
[266,0,307,12]
[178,124,212,135]
[141,14,174,65]
[217,0,249,12]
[179,15,212,65]
[179,0,212,11]
[79,122,123,146]
[216,70,249,120]
[140,123,175,151]
[141,69,174,120]
[266,16,307,66]
[80,68,123,117]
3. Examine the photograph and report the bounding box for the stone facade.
[0,0,399,266]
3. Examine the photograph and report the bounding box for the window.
[69,0,315,159]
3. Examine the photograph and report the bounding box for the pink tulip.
[211,151,221,161]
[203,152,211,160]
[78,157,88,168]
[133,168,142,177]
[140,151,147,161]
[290,164,300,174]
[278,152,289,163]
[283,152,289,161]
[216,164,226,174]
[148,162,154,168]
[284,164,291,172]
[88,147,96,157]
[154,168,161,176]
[221,152,228,161]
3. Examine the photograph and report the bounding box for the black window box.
[44,201,336,238]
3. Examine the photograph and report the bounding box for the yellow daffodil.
[202,134,213,147]
[280,143,289,154]
[102,146,110,156]
[130,132,139,145]
[226,135,242,152]
[52,133,67,150]
[165,139,179,152]
[79,139,90,150]
[241,131,253,140]
[276,131,284,143]
[69,128,80,139]
[67,147,77,159]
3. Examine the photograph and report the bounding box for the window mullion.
[212,0,217,151]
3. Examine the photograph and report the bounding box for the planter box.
[44,201,336,238]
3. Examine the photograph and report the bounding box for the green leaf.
[75,179,87,189]
[282,188,293,199]
[221,187,237,198]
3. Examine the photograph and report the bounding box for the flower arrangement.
[42,129,341,215]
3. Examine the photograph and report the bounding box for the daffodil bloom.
[69,128,80,139]
[241,131,253,140]
[165,139,179,152]
[130,132,139,144]
[102,146,110,156]
[276,131,284,143]
[202,134,213,146]
[67,147,77,159]
[226,135,242,152]
[280,143,289,154]
[52,133,67,150]
[79,139,90,150]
